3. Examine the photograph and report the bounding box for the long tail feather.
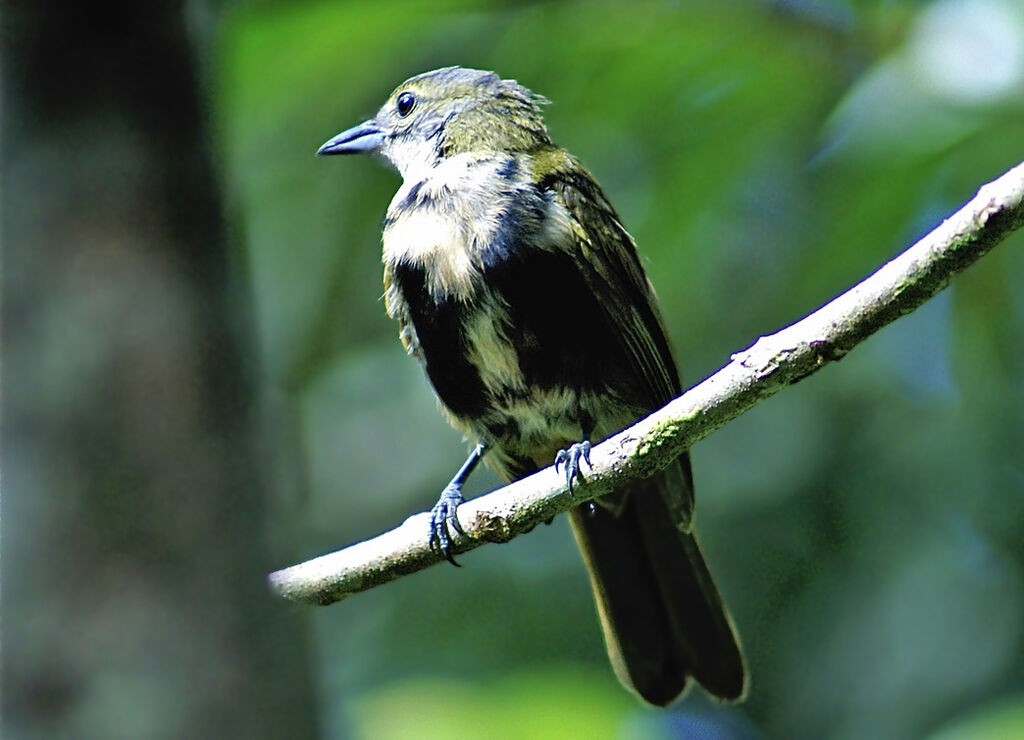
[568,456,746,705]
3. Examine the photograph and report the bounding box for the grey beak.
[316,121,385,156]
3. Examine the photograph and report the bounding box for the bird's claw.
[555,439,592,494]
[428,483,465,566]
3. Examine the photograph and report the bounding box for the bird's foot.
[428,483,465,567]
[555,439,591,494]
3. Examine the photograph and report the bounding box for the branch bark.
[270,160,1024,606]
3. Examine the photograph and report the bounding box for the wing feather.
[539,153,682,409]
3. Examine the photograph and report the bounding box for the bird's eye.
[396,91,416,117]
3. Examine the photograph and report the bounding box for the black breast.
[481,246,638,398]
[391,262,490,419]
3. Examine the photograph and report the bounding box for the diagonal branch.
[270,160,1024,606]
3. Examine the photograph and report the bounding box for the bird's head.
[317,67,551,180]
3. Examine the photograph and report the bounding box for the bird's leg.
[429,441,489,566]
[555,418,594,495]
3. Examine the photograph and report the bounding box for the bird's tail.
[568,455,746,705]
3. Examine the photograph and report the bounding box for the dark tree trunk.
[3,1,320,737]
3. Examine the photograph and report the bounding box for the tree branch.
[270,160,1024,606]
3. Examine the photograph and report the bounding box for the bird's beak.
[316,120,385,156]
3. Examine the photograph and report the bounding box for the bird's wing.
[536,157,746,703]
[539,153,682,408]
[530,152,694,526]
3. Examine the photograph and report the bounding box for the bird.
[317,66,746,706]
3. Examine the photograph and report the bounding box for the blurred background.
[5,0,1024,738]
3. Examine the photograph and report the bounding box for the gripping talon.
[555,439,592,494]
[427,442,488,567]
[428,484,464,566]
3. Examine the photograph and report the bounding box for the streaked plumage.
[319,66,746,705]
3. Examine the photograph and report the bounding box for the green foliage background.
[218,1,1024,737]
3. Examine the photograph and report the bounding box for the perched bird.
[318,66,746,705]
